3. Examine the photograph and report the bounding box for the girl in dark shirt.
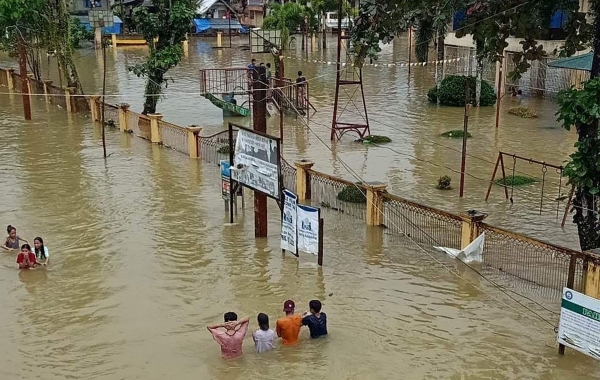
[2,225,28,251]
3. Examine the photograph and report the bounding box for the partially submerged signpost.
[557,288,600,360]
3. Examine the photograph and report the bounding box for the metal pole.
[559,254,579,355]
[459,77,471,198]
[229,15,232,48]
[18,33,32,121]
[408,27,412,77]
[253,66,268,238]
[228,123,235,224]
[317,215,324,266]
[495,60,503,129]
[101,36,107,158]
[330,0,343,140]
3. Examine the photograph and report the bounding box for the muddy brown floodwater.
[1,34,598,379]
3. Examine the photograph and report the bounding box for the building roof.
[548,52,593,72]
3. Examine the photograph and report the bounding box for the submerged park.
[1,0,600,378]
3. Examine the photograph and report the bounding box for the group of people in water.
[1,225,49,269]
[207,299,327,359]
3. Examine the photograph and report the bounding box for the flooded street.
[1,34,598,379]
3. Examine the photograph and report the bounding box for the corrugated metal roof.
[548,52,593,72]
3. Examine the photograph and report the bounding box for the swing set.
[485,152,573,223]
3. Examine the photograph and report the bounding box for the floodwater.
[0,34,580,249]
[1,34,599,379]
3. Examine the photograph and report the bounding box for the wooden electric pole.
[252,65,268,238]
[17,33,32,120]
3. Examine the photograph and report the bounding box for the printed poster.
[220,160,231,201]
[231,129,280,199]
[297,204,319,255]
[281,189,297,254]
[557,287,600,360]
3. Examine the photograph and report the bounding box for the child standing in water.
[2,225,28,250]
[16,244,38,269]
[33,237,49,265]
[252,313,275,353]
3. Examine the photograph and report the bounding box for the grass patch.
[337,183,367,203]
[217,145,231,154]
[440,130,472,138]
[495,175,538,187]
[436,175,452,190]
[508,107,538,118]
[360,135,392,144]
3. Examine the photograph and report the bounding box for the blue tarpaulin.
[73,15,123,34]
[193,18,244,33]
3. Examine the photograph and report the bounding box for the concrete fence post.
[182,33,189,55]
[65,87,76,113]
[89,96,100,121]
[366,182,387,226]
[43,80,53,103]
[148,113,163,144]
[459,211,488,249]
[187,125,202,158]
[26,74,34,99]
[295,160,314,201]
[216,31,222,48]
[111,33,118,47]
[7,68,15,90]
[118,103,130,132]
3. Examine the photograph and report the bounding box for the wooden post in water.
[318,215,324,266]
[18,33,32,120]
[252,65,268,238]
[459,77,471,198]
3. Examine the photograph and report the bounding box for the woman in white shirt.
[252,313,275,353]
[33,237,49,265]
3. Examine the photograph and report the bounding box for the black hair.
[309,300,322,313]
[7,225,15,234]
[517,90,523,95]
[21,243,31,252]
[34,237,46,260]
[257,313,269,331]
[259,62,265,66]
[224,311,238,322]
[251,58,256,62]
[266,63,271,68]
[298,71,303,76]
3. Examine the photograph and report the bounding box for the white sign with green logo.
[557,287,600,360]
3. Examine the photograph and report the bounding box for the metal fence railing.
[281,159,297,193]
[308,170,366,220]
[199,130,238,166]
[159,120,189,155]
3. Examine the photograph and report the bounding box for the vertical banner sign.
[281,189,297,254]
[557,287,600,361]
[220,160,231,200]
[297,204,319,255]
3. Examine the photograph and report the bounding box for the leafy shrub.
[70,18,94,49]
[428,75,496,107]
[508,107,538,118]
[436,175,452,190]
[495,175,537,186]
[440,130,472,138]
[359,135,392,144]
[217,145,230,154]
[337,183,366,203]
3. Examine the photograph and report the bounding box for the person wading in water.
[207,312,250,359]
[2,225,28,251]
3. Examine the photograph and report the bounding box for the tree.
[129,0,195,114]
[0,0,84,90]
[312,0,337,48]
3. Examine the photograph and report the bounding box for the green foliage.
[495,175,537,187]
[360,135,392,144]
[337,183,367,203]
[70,18,93,49]
[440,130,472,138]
[128,0,195,114]
[263,2,306,32]
[557,77,600,197]
[508,107,538,118]
[436,175,452,190]
[217,145,230,154]
[428,75,496,107]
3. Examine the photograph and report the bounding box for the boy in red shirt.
[16,244,38,269]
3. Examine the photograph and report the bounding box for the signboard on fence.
[230,127,280,199]
[220,160,231,200]
[557,288,600,360]
[297,204,320,255]
[281,189,297,255]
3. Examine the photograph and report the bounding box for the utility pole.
[17,33,32,120]
[459,77,471,198]
[252,65,268,238]
[101,34,107,158]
